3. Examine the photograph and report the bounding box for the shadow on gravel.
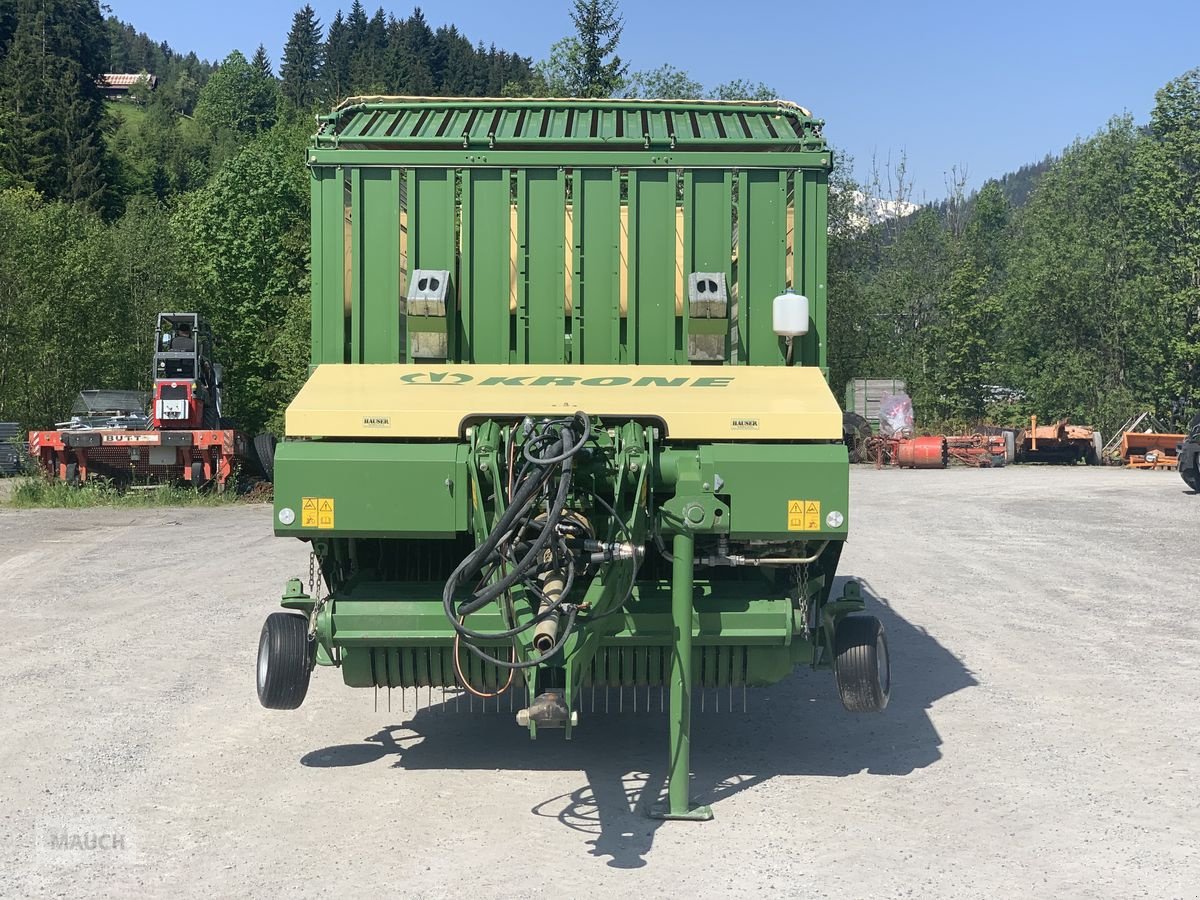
[300,576,976,868]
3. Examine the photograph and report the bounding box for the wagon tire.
[257,613,312,710]
[254,433,278,482]
[834,615,890,713]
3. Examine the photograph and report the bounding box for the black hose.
[442,415,590,663]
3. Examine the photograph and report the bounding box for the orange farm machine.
[28,313,255,490]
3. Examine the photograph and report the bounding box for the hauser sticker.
[731,418,759,430]
[362,416,391,428]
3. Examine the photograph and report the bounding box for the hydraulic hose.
[442,413,592,671]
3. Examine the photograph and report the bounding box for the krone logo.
[399,371,473,385]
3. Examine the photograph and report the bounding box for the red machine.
[28,313,253,490]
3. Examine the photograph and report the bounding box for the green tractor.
[256,97,888,820]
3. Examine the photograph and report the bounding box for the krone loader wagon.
[257,97,889,820]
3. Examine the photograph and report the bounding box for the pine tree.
[321,11,351,103]
[569,0,626,97]
[252,44,273,79]
[0,0,112,210]
[349,8,388,93]
[280,4,323,110]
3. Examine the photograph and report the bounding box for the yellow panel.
[286,364,842,441]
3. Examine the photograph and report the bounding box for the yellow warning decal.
[301,497,335,529]
[787,499,821,532]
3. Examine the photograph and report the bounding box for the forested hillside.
[0,0,1197,437]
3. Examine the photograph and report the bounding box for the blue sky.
[105,0,1200,201]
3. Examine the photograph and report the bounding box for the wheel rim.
[876,633,890,694]
[257,634,270,691]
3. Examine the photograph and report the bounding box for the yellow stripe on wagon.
[286,364,843,442]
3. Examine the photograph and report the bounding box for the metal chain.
[306,550,327,641]
[797,560,811,633]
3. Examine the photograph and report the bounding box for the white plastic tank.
[772,289,810,336]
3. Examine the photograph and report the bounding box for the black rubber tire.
[834,615,891,713]
[257,613,312,710]
[253,433,277,482]
[190,460,205,489]
[1181,446,1200,491]
[1182,466,1200,492]
[842,412,872,464]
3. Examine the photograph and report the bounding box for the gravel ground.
[1,466,1197,898]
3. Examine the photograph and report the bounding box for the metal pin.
[743,684,747,713]
[660,685,664,712]
[729,683,733,713]
[374,686,378,713]
[619,687,623,713]
[388,685,392,713]
[632,685,637,713]
[606,686,610,714]
[701,689,705,713]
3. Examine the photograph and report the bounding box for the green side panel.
[350,169,402,363]
[408,169,458,359]
[460,169,511,363]
[737,170,789,366]
[575,169,621,364]
[310,167,345,364]
[683,170,734,363]
[628,169,677,363]
[794,169,828,370]
[701,442,849,539]
[517,168,566,364]
[273,441,467,538]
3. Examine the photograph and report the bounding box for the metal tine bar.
[388,685,392,713]
[743,683,747,713]
[374,685,378,713]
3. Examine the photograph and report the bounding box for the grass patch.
[8,477,243,509]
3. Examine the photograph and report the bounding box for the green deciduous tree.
[195,50,279,139]
[1131,68,1200,424]
[711,79,777,101]
[623,64,702,99]
[172,124,312,432]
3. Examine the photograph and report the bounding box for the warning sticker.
[787,499,822,532]
[318,498,335,530]
[301,497,334,529]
